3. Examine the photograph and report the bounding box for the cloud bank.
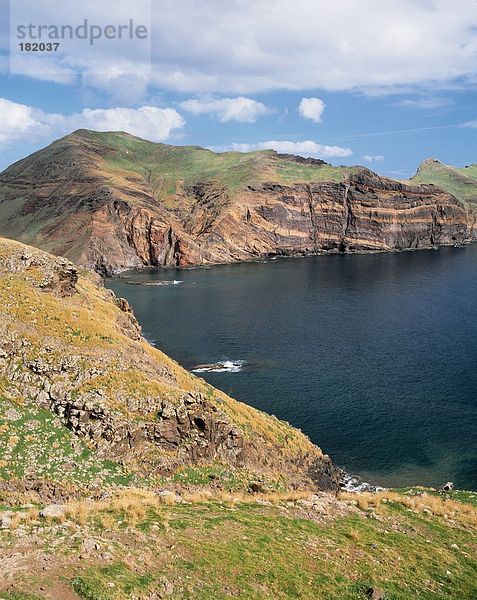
[4,0,477,94]
[180,97,268,122]
[0,98,185,146]
[4,1,477,96]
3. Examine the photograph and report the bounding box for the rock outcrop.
[0,237,341,491]
[0,130,474,275]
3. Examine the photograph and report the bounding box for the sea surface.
[107,246,477,490]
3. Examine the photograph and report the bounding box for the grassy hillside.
[0,130,363,264]
[1,488,476,599]
[75,130,361,204]
[411,158,477,209]
[1,130,473,278]
[0,236,334,493]
[0,396,132,486]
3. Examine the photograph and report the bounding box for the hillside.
[0,237,339,492]
[0,130,473,275]
[412,158,477,210]
[1,238,477,599]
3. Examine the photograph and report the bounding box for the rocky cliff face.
[186,174,470,262]
[0,237,340,491]
[0,130,474,275]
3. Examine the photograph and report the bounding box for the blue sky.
[0,0,476,177]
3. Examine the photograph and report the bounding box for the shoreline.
[107,239,474,278]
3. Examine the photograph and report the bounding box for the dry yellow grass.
[182,489,313,504]
[60,488,316,525]
[64,489,165,525]
[341,490,477,527]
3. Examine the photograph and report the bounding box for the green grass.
[170,464,286,492]
[276,161,360,183]
[412,160,477,208]
[4,493,477,599]
[72,563,155,600]
[0,396,133,486]
[148,502,477,599]
[76,130,360,204]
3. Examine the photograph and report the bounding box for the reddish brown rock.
[0,130,473,275]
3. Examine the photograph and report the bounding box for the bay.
[107,246,477,489]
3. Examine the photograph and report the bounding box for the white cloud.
[363,154,384,162]
[180,97,268,122]
[8,55,76,85]
[0,98,49,145]
[149,0,477,94]
[395,97,454,109]
[8,0,151,98]
[461,120,477,128]
[298,98,325,123]
[66,106,185,141]
[214,140,352,158]
[0,98,185,146]
[4,1,477,96]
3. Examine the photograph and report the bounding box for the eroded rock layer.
[0,130,474,274]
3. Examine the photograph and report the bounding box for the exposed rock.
[308,455,342,492]
[441,482,454,492]
[0,511,14,528]
[40,504,66,519]
[0,245,78,295]
[4,408,21,421]
[157,490,183,504]
[0,479,83,504]
[80,538,101,553]
[0,130,474,275]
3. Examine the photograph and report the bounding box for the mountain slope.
[412,158,477,210]
[0,130,473,275]
[0,237,339,491]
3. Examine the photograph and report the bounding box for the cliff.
[0,130,474,275]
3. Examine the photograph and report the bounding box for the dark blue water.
[107,247,477,489]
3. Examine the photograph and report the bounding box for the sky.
[0,0,476,177]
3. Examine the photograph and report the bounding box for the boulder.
[40,504,66,519]
[157,490,182,504]
[441,482,454,492]
[0,511,14,528]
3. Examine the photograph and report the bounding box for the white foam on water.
[146,280,183,286]
[126,280,184,286]
[192,360,246,373]
[340,472,385,493]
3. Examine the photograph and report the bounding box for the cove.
[107,246,477,490]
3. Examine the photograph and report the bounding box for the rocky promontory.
[0,129,475,275]
[0,237,340,491]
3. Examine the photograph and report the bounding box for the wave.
[192,360,246,373]
[340,472,385,493]
[126,280,183,286]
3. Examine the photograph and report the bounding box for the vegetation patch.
[0,396,132,485]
